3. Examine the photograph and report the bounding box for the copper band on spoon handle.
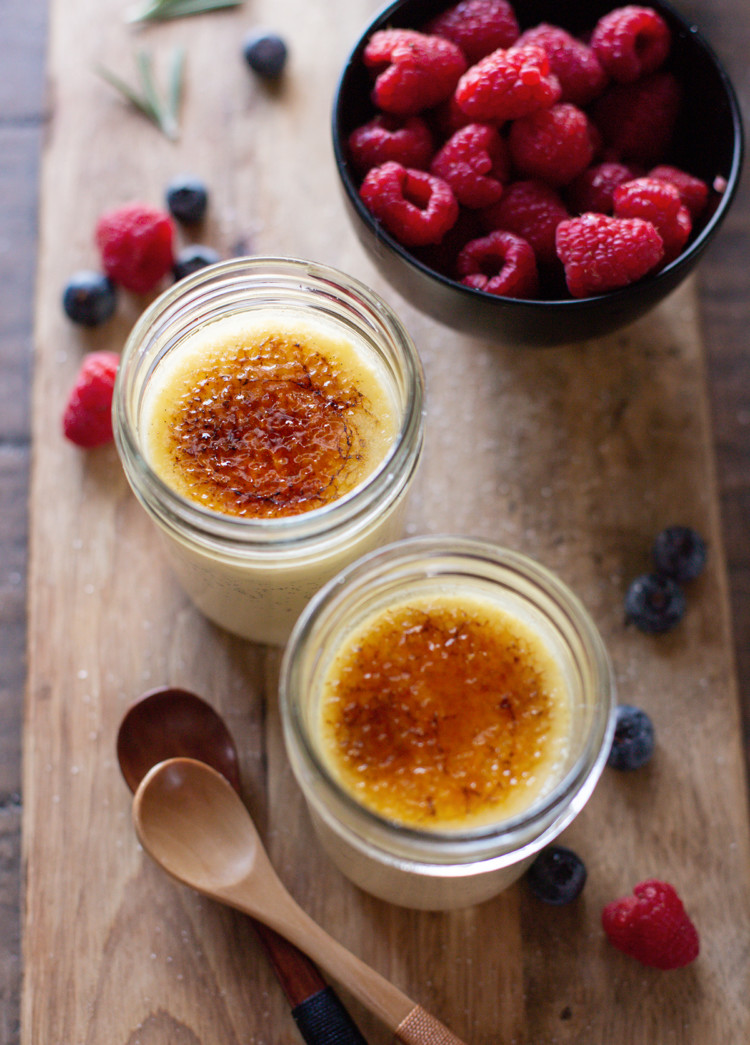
[394,1005,469,1045]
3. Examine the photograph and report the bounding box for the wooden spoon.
[117,687,241,795]
[133,756,469,1045]
[118,687,368,1045]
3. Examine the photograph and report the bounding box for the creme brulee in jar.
[113,258,424,645]
[280,537,616,909]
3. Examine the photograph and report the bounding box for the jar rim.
[280,535,617,862]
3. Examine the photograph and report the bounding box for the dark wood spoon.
[117,685,368,1045]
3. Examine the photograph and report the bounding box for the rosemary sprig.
[96,46,185,140]
[127,0,243,24]
[166,47,185,129]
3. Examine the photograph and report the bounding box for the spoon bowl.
[117,686,240,794]
[134,757,468,1045]
[134,754,261,891]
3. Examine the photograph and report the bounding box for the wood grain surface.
[7,0,750,1043]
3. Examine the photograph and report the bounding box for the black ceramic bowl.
[332,0,743,345]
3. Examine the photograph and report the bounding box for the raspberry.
[663,208,692,262]
[591,71,682,166]
[613,176,691,263]
[62,351,119,448]
[566,161,640,215]
[350,7,703,306]
[509,103,597,187]
[590,5,671,84]
[95,202,175,294]
[602,879,700,969]
[517,23,608,106]
[613,175,681,222]
[359,161,459,246]
[454,44,561,124]
[364,29,467,115]
[457,229,539,297]
[430,123,510,208]
[412,208,484,278]
[482,180,568,266]
[648,164,709,220]
[555,213,664,297]
[423,0,520,63]
[348,114,434,173]
[428,94,475,140]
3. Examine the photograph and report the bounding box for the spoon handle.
[253,921,327,1005]
[227,879,469,1045]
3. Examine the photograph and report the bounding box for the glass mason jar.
[113,258,425,646]
[279,536,616,910]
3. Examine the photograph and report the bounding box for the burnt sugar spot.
[166,336,372,518]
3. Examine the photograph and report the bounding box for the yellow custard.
[319,591,571,831]
[142,311,398,517]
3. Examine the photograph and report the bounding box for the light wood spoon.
[133,757,469,1045]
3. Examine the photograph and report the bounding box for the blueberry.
[166,175,209,225]
[607,704,654,770]
[652,526,707,583]
[243,31,288,79]
[62,271,117,327]
[526,845,587,905]
[172,245,221,282]
[625,572,686,634]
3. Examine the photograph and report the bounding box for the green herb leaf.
[94,64,157,121]
[95,46,185,140]
[127,0,242,24]
[135,49,162,120]
[166,47,186,138]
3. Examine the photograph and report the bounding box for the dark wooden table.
[1,2,747,1042]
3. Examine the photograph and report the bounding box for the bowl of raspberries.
[332,0,743,345]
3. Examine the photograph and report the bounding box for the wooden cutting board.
[24,0,750,1042]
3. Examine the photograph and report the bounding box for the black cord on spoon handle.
[292,985,370,1045]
